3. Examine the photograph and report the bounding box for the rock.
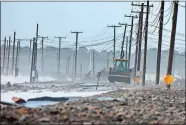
[151,97,158,101]
[19,116,27,121]
[119,99,128,106]
[83,122,92,125]
[38,117,50,122]
[6,82,11,88]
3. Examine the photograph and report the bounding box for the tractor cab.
[113,58,129,72]
[108,58,131,84]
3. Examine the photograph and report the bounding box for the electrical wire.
[162,3,173,25]
[82,26,110,39]
[175,1,186,8]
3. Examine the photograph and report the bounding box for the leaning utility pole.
[107,25,121,64]
[12,31,16,75]
[3,37,6,74]
[55,36,66,77]
[124,14,138,69]
[156,0,165,85]
[126,36,128,60]
[118,23,128,59]
[71,31,83,79]
[38,36,48,74]
[6,37,11,75]
[142,1,150,86]
[167,1,179,89]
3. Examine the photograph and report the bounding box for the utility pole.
[125,14,138,69]
[118,23,128,59]
[156,1,165,85]
[12,31,16,75]
[126,36,128,60]
[137,3,144,76]
[38,36,48,74]
[25,38,33,66]
[71,31,83,79]
[142,1,150,86]
[92,50,95,78]
[172,52,175,77]
[55,36,66,77]
[3,37,6,75]
[6,37,11,75]
[167,1,179,89]
[132,12,141,81]
[35,24,39,65]
[16,38,24,72]
[132,3,153,83]
[30,38,37,83]
[15,40,20,77]
[107,25,121,64]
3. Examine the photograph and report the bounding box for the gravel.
[1,83,185,125]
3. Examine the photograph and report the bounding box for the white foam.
[1,90,108,103]
[1,74,56,85]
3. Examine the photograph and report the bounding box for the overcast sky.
[1,1,185,52]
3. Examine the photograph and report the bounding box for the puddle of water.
[22,101,59,108]
[96,96,124,101]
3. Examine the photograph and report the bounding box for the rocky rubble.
[1,85,185,125]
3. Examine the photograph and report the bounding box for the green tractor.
[108,58,134,84]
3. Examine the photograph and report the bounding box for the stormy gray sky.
[1,1,185,52]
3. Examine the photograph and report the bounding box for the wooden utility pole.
[107,25,121,64]
[28,39,32,64]
[6,37,11,75]
[132,3,153,82]
[172,52,175,77]
[137,3,144,75]
[11,32,16,75]
[118,23,128,59]
[35,24,39,65]
[132,13,141,81]
[30,38,37,83]
[92,50,95,78]
[55,36,66,77]
[126,36,128,60]
[156,1,165,85]
[15,40,20,77]
[3,37,6,74]
[125,14,138,69]
[38,36,48,74]
[167,1,179,89]
[16,39,24,72]
[71,31,83,79]
[142,1,150,86]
